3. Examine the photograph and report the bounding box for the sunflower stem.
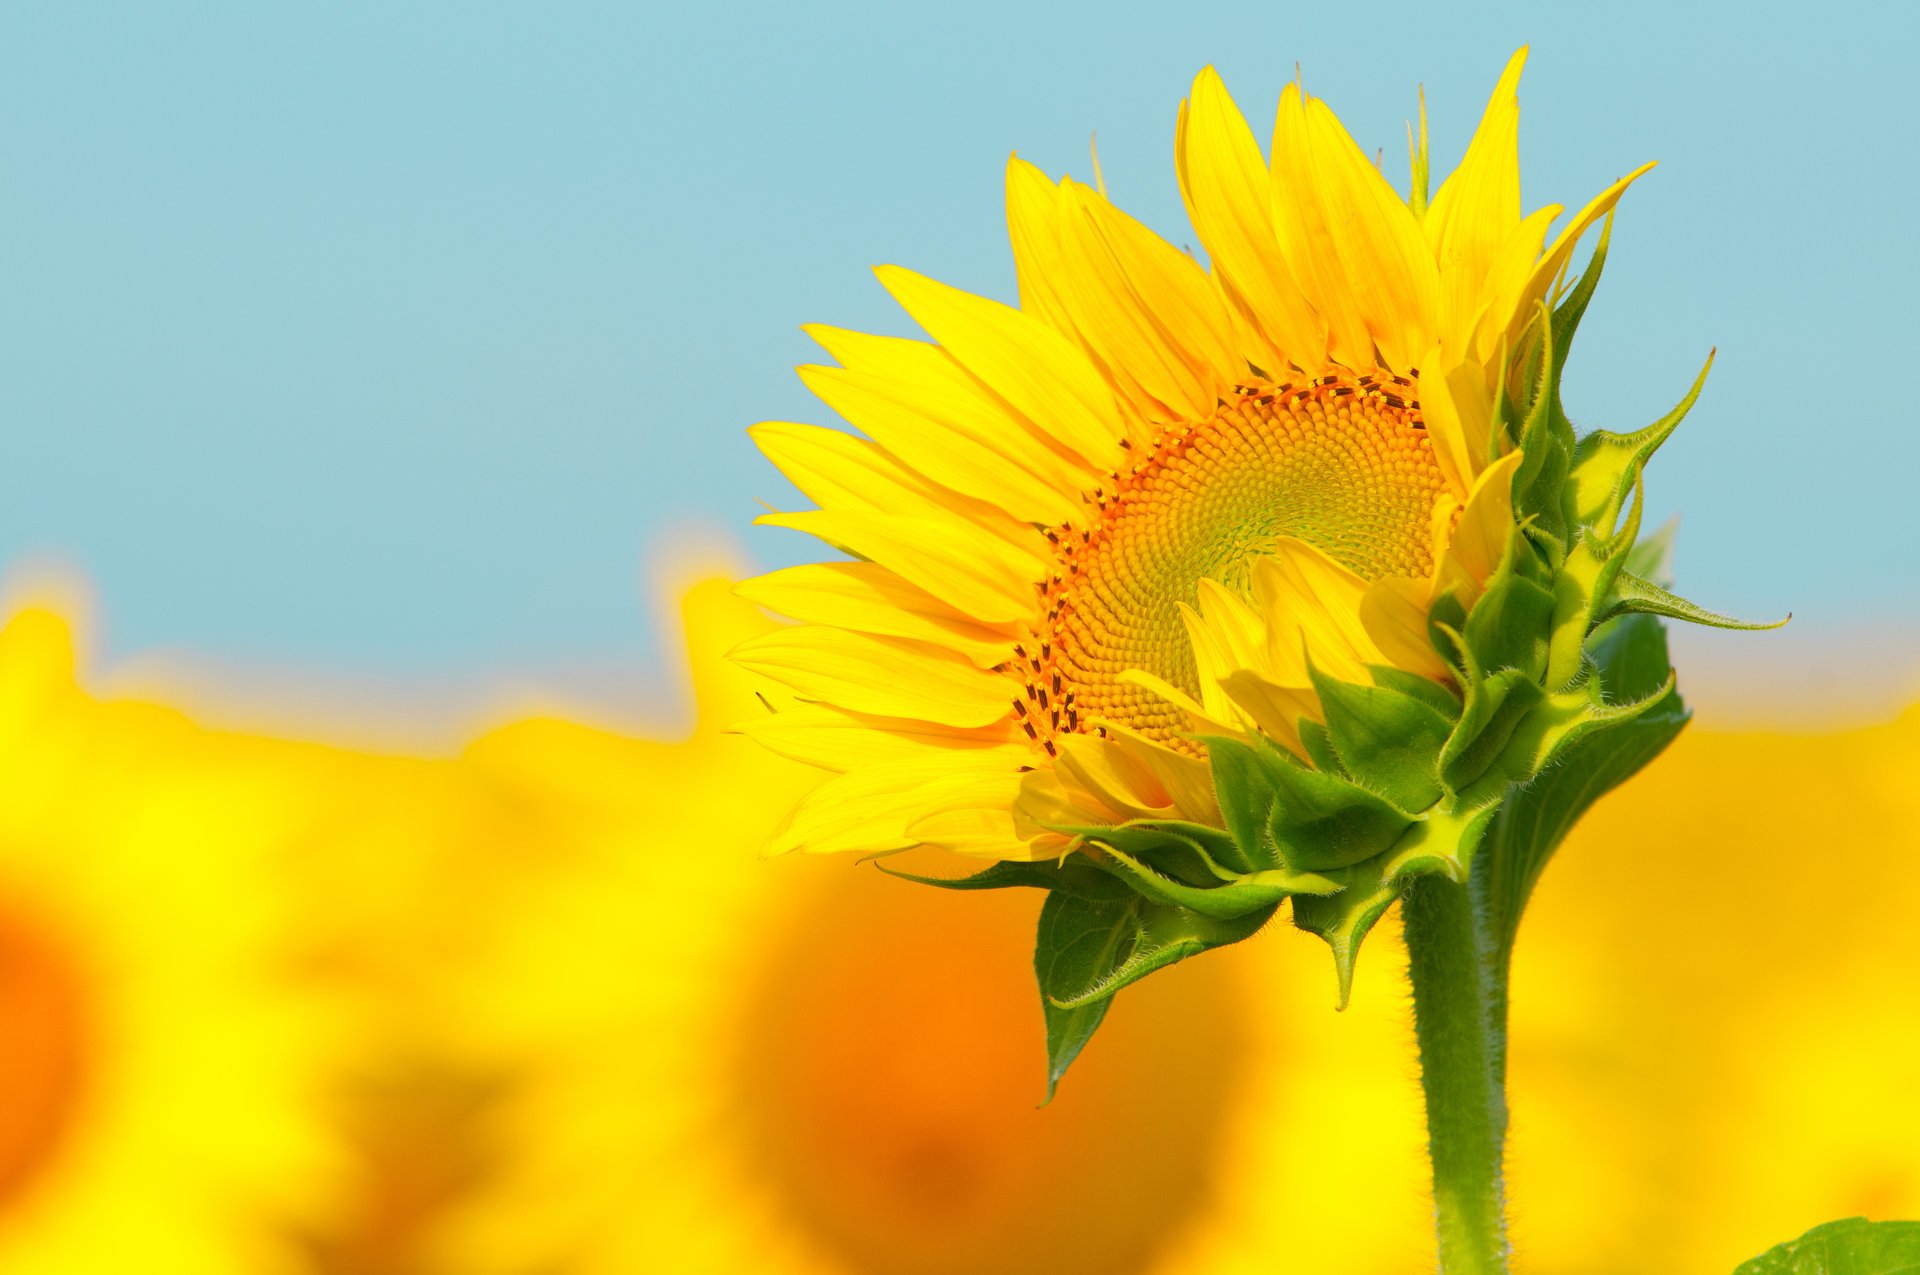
[1402,870,1511,1275]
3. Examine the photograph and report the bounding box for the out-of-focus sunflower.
[426,570,1442,1275]
[1505,705,1920,1275]
[0,596,343,1275]
[732,47,1649,863]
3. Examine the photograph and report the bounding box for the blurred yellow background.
[2,567,1915,1275]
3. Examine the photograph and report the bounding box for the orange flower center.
[1010,371,1445,751]
[0,895,89,1204]
[734,861,1243,1275]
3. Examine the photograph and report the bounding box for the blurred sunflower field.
[4,563,1917,1275]
[9,4,1920,1272]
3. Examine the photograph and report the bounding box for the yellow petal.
[1466,204,1559,363]
[1359,573,1451,682]
[1426,48,1527,344]
[750,420,958,518]
[735,563,1014,667]
[1101,722,1222,823]
[1053,730,1174,821]
[797,362,1081,525]
[729,627,1015,728]
[1178,582,1267,724]
[767,753,1026,856]
[906,769,1047,859]
[1004,154,1082,339]
[1417,345,1478,496]
[1059,177,1240,421]
[1119,668,1241,737]
[1436,449,1525,607]
[756,508,1040,627]
[1496,163,1657,361]
[1217,668,1315,755]
[1275,87,1442,371]
[804,323,1099,499]
[1177,68,1326,368]
[1248,540,1382,683]
[875,264,1125,471]
[735,702,1020,773]
[1012,766,1110,845]
[1419,350,1502,491]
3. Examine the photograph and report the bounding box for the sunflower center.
[735,861,1241,1275]
[0,894,89,1204]
[1012,370,1444,751]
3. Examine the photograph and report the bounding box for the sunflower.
[731,48,1653,870]
[727,46,1763,1056]
[0,594,343,1275]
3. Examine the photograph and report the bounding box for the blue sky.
[4,1,1915,686]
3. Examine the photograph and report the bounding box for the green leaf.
[1733,1218,1920,1274]
[1310,663,1452,814]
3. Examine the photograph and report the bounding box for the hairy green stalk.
[1403,871,1511,1275]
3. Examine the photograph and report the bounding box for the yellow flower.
[0,595,342,1275]
[732,48,1648,862]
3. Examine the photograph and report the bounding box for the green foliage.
[1734,1219,1920,1274]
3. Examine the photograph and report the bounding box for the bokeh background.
[4,2,1919,1272]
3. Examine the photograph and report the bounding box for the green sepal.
[1732,1217,1920,1274]
[1309,661,1452,814]
[1291,801,1500,1007]
[1461,552,1556,686]
[1053,818,1246,883]
[1034,887,1274,1098]
[1507,302,1575,543]
[1367,663,1461,721]
[1203,733,1289,870]
[1473,667,1679,806]
[1202,734,1414,873]
[1598,571,1789,631]
[1296,716,1346,776]
[1544,470,1645,689]
[1439,668,1544,797]
[1569,350,1713,537]
[1098,843,1337,919]
[1546,210,1614,396]
[1476,614,1688,960]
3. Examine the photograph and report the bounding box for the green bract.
[902,221,1781,1093]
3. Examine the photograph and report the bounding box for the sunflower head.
[735,49,1781,1086]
